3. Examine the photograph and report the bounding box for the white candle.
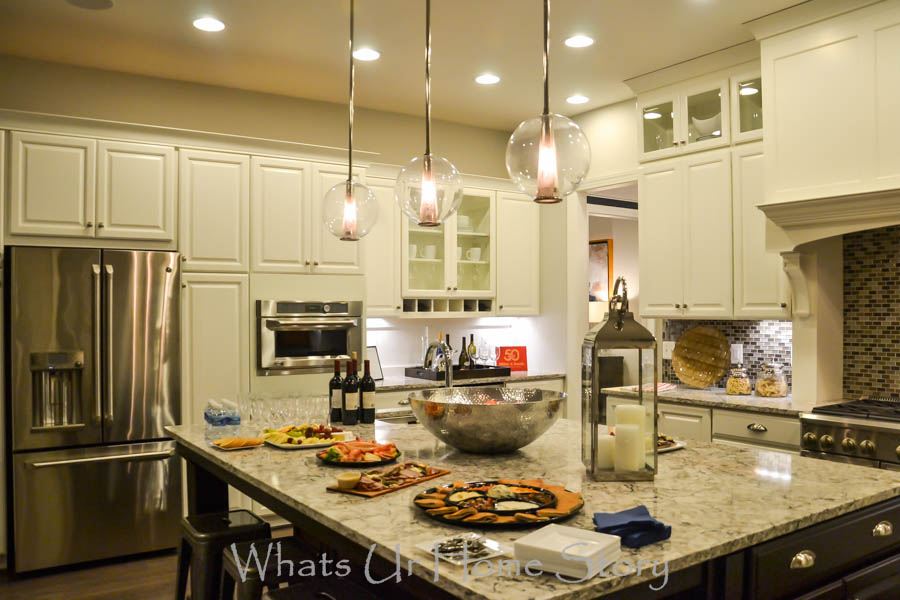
[596,433,615,470]
[616,404,646,439]
[615,424,644,471]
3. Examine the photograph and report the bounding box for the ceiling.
[0,0,800,131]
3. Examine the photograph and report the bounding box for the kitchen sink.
[404,365,511,381]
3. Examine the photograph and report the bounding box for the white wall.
[573,99,639,181]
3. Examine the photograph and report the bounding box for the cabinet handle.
[873,520,893,537]
[781,302,788,308]
[395,305,401,310]
[181,283,186,289]
[682,304,688,309]
[747,423,768,433]
[675,304,681,309]
[97,222,104,228]
[85,221,93,228]
[182,256,187,262]
[314,261,319,266]
[305,260,311,266]
[790,550,815,570]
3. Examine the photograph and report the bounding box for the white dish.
[514,524,620,580]
[264,431,355,450]
[658,440,687,454]
[415,533,511,567]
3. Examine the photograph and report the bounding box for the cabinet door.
[454,188,496,298]
[496,192,540,316]
[638,159,684,317]
[731,68,763,144]
[403,217,450,297]
[181,273,249,427]
[363,176,402,316]
[310,163,363,274]
[636,92,681,162]
[10,131,96,238]
[658,402,711,443]
[179,149,250,272]
[873,5,900,189]
[683,149,733,318]
[96,140,176,241]
[682,78,730,152]
[733,144,791,318]
[250,156,310,273]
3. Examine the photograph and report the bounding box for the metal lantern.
[582,277,658,481]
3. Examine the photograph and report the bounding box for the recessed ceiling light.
[475,73,500,85]
[193,17,225,32]
[353,48,381,61]
[566,94,589,104]
[565,35,594,48]
[66,0,113,9]
[739,84,759,96]
[643,109,662,120]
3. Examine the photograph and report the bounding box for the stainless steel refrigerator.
[5,246,182,572]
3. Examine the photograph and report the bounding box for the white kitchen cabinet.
[9,131,96,237]
[637,77,730,162]
[96,140,176,241]
[639,149,732,318]
[759,0,900,204]
[310,163,364,274]
[732,144,791,318]
[496,191,539,316]
[730,68,763,144]
[712,409,800,451]
[658,402,712,443]
[363,176,402,316]
[250,156,310,273]
[179,149,250,272]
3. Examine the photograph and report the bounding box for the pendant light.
[395,0,463,227]
[506,0,591,203]
[322,0,379,241]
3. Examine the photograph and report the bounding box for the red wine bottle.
[329,359,343,423]
[361,360,376,424]
[342,360,359,426]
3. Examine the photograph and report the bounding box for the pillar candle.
[614,424,644,471]
[596,433,615,470]
[616,404,646,439]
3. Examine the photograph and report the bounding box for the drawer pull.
[747,423,768,433]
[873,520,893,537]
[790,550,816,570]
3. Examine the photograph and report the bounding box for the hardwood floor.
[0,551,179,600]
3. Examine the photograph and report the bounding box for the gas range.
[801,398,900,470]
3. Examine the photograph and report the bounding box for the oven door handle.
[265,319,358,331]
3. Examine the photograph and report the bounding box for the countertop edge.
[601,387,802,417]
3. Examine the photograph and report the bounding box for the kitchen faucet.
[423,339,454,388]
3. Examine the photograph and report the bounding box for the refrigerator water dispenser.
[30,351,84,430]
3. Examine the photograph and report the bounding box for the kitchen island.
[166,420,900,599]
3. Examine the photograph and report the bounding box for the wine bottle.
[361,360,376,424]
[329,359,343,423]
[467,334,477,367]
[458,336,469,368]
[342,360,359,426]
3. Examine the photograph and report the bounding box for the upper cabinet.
[310,163,364,275]
[179,149,250,272]
[9,132,176,242]
[96,140,176,241]
[496,191,539,316]
[363,176,402,316]
[250,156,310,273]
[637,77,730,162]
[758,0,900,204]
[10,132,96,238]
[730,68,763,144]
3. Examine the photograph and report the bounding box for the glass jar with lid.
[725,365,752,396]
[756,363,788,398]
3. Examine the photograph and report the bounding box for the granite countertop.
[376,370,566,392]
[166,420,900,599]
[602,385,807,417]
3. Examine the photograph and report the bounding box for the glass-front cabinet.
[637,77,731,162]
[401,188,495,300]
[730,68,763,143]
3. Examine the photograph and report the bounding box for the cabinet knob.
[682,304,688,309]
[675,304,681,309]
[97,222,104,228]
[181,283,186,289]
[86,221,93,228]
[305,260,311,266]
[395,306,401,310]
[747,423,768,433]
[182,256,187,262]
[873,520,894,537]
[499,305,504,309]
[781,302,788,308]
[314,261,319,266]
[790,550,816,570]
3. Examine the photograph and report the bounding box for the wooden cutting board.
[326,469,451,498]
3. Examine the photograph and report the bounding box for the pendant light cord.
[347,0,355,182]
[542,0,550,116]
[424,0,432,157]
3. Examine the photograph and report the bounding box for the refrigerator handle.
[105,264,115,424]
[92,264,102,424]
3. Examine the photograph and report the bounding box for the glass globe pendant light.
[506,0,591,203]
[395,0,463,227]
[322,0,378,241]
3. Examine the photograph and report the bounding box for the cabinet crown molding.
[744,0,885,40]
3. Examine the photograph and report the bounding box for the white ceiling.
[0,0,800,131]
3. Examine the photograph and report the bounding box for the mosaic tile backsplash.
[662,320,793,389]
[844,226,900,398]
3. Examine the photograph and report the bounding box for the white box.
[514,524,621,580]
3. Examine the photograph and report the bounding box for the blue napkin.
[593,505,671,548]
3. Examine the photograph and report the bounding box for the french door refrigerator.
[5,246,182,572]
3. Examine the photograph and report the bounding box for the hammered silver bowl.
[408,387,566,454]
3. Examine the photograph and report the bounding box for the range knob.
[819,435,834,451]
[895,445,900,460]
[802,432,818,447]
[842,438,858,452]
[860,440,876,456]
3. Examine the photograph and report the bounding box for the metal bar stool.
[175,509,271,600]
[219,537,309,600]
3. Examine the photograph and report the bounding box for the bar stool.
[175,509,271,600]
[219,537,309,600]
